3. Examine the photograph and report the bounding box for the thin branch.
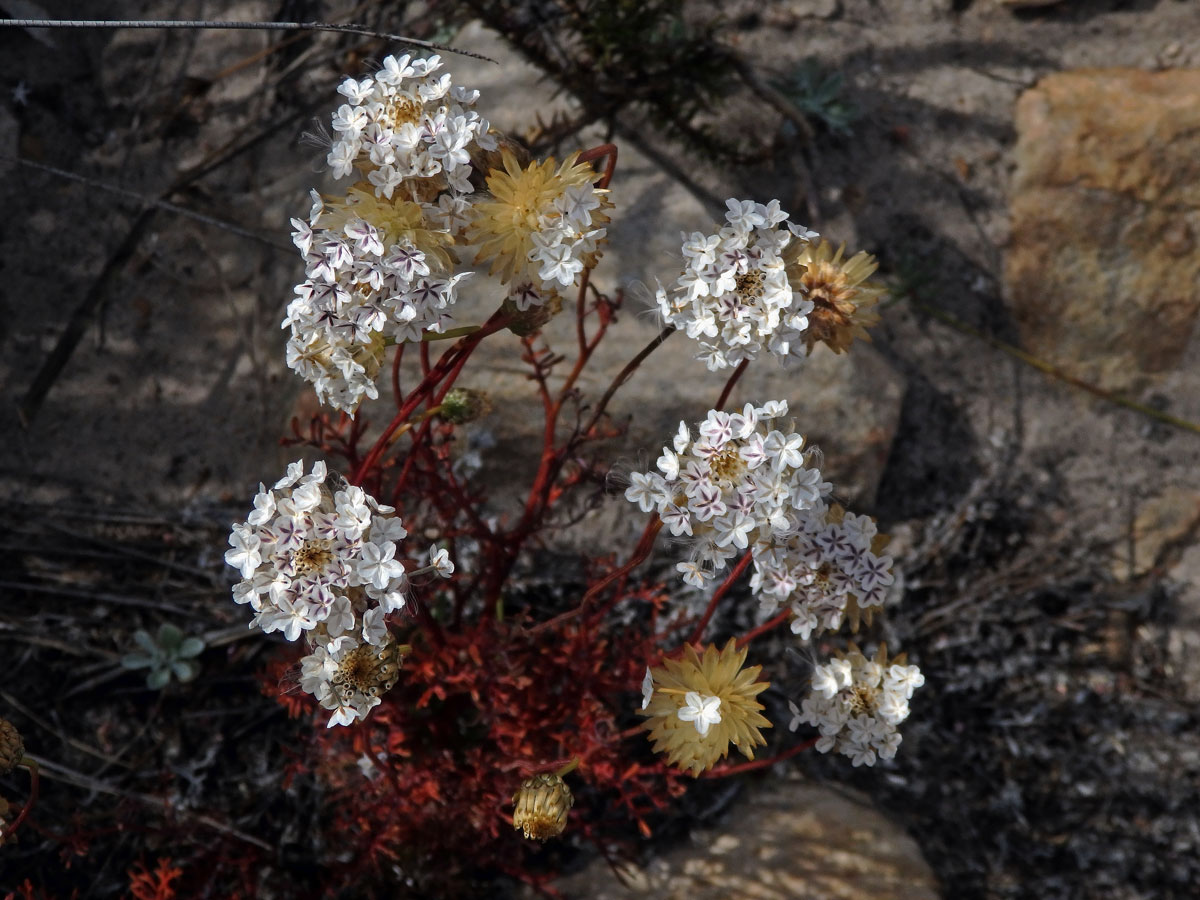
[25,753,274,851]
[6,157,292,252]
[909,298,1200,437]
[702,736,819,777]
[582,326,675,437]
[0,19,497,62]
[687,551,754,645]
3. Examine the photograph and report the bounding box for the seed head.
[0,719,24,776]
[440,388,492,425]
[512,773,574,840]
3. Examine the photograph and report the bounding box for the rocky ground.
[2,0,1200,897]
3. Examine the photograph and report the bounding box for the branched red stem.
[688,550,754,644]
[715,358,749,409]
[3,760,39,843]
[702,736,819,777]
[736,607,793,648]
[528,516,663,635]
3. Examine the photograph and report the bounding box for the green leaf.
[146,668,171,690]
[171,660,198,683]
[157,623,184,651]
[121,652,154,670]
[177,637,205,659]
[133,629,158,655]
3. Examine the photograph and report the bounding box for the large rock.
[549,779,939,900]
[1005,69,1200,393]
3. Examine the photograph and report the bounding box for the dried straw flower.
[512,773,574,840]
[0,719,23,777]
[640,639,772,776]
[786,239,885,355]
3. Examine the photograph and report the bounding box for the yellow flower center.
[735,269,766,301]
[332,641,401,701]
[293,539,334,576]
[708,444,747,485]
[847,682,879,717]
[380,96,422,131]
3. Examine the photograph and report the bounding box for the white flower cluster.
[656,199,819,371]
[298,629,403,727]
[286,188,469,412]
[625,401,830,588]
[284,53,498,414]
[791,648,924,767]
[226,461,452,726]
[225,460,410,638]
[751,505,894,640]
[325,53,495,199]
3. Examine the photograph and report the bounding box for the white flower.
[429,545,455,578]
[224,525,261,578]
[358,541,405,590]
[226,461,410,647]
[749,500,893,641]
[641,667,654,710]
[362,606,389,646]
[795,647,921,767]
[626,402,830,589]
[657,198,817,370]
[624,471,665,513]
[262,594,316,641]
[787,699,803,732]
[676,692,722,736]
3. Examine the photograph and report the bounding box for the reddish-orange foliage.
[126,859,182,900]
[260,582,687,887]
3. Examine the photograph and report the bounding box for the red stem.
[715,358,750,409]
[529,516,663,635]
[736,607,793,648]
[391,342,405,412]
[3,760,39,843]
[687,550,754,645]
[351,311,508,486]
[702,736,819,777]
[576,142,618,189]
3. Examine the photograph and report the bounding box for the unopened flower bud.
[512,773,573,840]
[503,295,562,337]
[440,388,492,425]
[0,719,24,776]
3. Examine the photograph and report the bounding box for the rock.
[790,0,841,19]
[1166,544,1200,701]
[998,0,1064,8]
[1111,490,1200,581]
[0,104,15,178]
[1005,69,1200,393]
[549,779,940,900]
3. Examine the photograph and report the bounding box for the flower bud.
[512,773,573,840]
[503,294,562,337]
[0,719,24,776]
[440,388,492,425]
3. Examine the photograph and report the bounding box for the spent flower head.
[791,239,885,355]
[512,773,574,841]
[640,639,771,776]
[468,150,612,310]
